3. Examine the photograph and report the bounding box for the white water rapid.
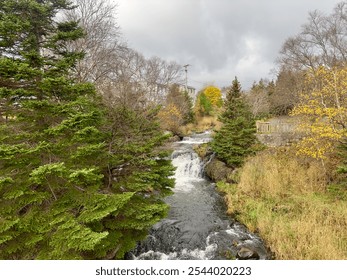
[127,133,270,260]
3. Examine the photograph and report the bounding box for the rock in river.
[236,247,260,260]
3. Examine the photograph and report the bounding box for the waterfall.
[171,150,203,179]
[126,133,271,260]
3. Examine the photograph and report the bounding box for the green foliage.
[194,86,223,117]
[0,0,174,260]
[329,140,347,200]
[199,92,213,115]
[211,77,258,168]
[85,105,175,259]
[182,90,195,123]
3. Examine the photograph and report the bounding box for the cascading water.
[127,132,271,260]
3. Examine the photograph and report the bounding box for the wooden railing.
[256,120,297,134]
[255,117,304,146]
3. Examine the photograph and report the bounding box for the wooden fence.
[256,119,298,134]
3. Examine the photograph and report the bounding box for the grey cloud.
[116,0,342,89]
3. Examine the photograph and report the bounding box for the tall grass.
[218,149,347,259]
[180,115,222,135]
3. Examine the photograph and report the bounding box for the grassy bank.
[180,115,222,135]
[217,148,347,259]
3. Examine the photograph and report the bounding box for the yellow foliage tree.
[194,85,223,117]
[291,66,347,159]
[203,86,223,107]
[158,103,183,134]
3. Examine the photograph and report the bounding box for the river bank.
[212,148,347,260]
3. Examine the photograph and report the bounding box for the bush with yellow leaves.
[291,66,347,159]
[158,103,184,135]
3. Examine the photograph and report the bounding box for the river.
[127,132,271,260]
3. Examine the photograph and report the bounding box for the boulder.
[236,247,260,260]
[204,158,234,182]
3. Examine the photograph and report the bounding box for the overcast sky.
[115,0,342,90]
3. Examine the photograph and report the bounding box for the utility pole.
[183,64,191,92]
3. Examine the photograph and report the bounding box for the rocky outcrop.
[193,143,235,183]
[204,157,235,183]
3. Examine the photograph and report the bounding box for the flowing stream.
[127,132,271,260]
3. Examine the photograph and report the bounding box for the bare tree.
[144,56,183,104]
[64,0,124,84]
[270,69,305,115]
[99,49,148,109]
[64,0,183,109]
[273,2,347,116]
[278,2,347,71]
[246,79,271,117]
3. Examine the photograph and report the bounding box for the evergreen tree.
[182,90,195,123]
[91,105,174,259]
[0,0,174,259]
[328,141,347,200]
[211,77,258,168]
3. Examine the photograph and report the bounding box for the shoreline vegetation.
[193,125,347,260]
[215,148,347,260]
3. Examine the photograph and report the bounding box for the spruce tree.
[211,77,257,168]
[97,105,175,259]
[0,0,174,259]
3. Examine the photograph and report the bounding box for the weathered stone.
[236,247,260,260]
[204,158,234,182]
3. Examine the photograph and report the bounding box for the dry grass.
[180,116,222,135]
[217,148,347,259]
[237,149,327,197]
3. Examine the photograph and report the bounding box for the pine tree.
[0,0,110,259]
[211,77,258,168]
[96,105,174,259]
[0,0,174,259]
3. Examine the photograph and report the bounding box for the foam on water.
[171,149,204,193]
[134,235,218,260]
[127,132,271,260]
[171,151,202,178]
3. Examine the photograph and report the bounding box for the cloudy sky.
[115,0,342,90]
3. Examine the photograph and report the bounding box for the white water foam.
[180,138,211,144]
[172,153,202,178]
[135,239,218,260]
[171,150,204,193]
[180,131,212,145]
